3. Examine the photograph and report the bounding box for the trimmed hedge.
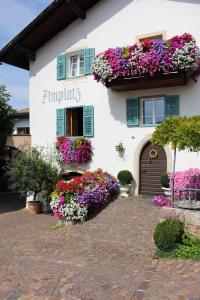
[154,219,184,251]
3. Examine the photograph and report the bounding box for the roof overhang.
[0,0,100,70]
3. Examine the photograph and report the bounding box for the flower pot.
[162,187,171,198]
[27,201,42,214]
[119,184,131,198]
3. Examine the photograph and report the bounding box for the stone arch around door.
[139,141,167,196]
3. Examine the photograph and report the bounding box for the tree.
[152,116,200,200]
[0,85,16,135]
[6,148,60,201]
[0,85,16,191]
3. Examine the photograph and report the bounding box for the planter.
[106,71,187,91]
[27,201,42,214]
[119,184,131,198]
[162,187,171,198]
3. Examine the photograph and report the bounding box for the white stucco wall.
[29,0,200,193]
[13,117,30,134]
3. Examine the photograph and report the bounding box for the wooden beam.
[14,45,36,61]
[65,0,86,19]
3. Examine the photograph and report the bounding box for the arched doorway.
[139,141,167,196]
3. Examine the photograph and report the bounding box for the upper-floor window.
[70,53,85,77]
[140,97,165,125]
[57,48,95,80]
[136,30,166,43]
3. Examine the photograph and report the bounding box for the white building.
[1,0,200,196]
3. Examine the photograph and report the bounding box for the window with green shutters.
[56,106,94,137]
[56,48,95,80]
[126,95,179,126]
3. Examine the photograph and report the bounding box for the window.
[66,107,83,136]
[57,48,95,80]
[70,53,85,77]
[17,127,30,135]
[136,30,166,43]
[126,95,179,127]
[140,97,165,125]
[56,106,94,137]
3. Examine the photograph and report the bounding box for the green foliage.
[117,170,133,185]
[154,219,184,251]
[155,232,200,260]
[152,115,200,152]
[6,147,60,200]
[0,85,16,135]
[160,173,169,188]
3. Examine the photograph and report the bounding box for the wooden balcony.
[6,134,31,151]
[106,71,188,92]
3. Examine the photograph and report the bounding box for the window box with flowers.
[56,136,93,165]
[92,33,200,91]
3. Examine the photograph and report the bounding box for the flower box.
[56,136,93,165]
[106,71,187,92]
[92,33,200,90]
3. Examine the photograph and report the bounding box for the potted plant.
[160,173,171,197]
[6,147,59,214]
[117,170,133,197]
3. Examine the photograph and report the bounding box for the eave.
[0,0,100,70]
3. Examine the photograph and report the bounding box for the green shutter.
[126,98,139,126]
[56,108,66,136]
[57,54,66,80]
[165,95,179,117]
[83,106,94,137]
[65,54,69,78]
[84,48,95,75]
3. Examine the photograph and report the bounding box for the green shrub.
[154,219,184,251]
[6,147,59,201]
[160,173,169,188]
[117,170,133,185]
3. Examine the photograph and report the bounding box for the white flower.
[59,202,88,223]
[92,56,113,82]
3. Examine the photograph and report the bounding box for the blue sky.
[0,0,53,109]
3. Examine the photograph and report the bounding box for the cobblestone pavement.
[0,196,200,300]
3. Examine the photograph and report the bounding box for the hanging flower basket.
[56,136,93,165]
[92,33,200,90]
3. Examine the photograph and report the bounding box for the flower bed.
[153,195,172,207]
[92,33,200,85]
[50,169,119,223]
[56,136,92,165]
[170,168,200,200]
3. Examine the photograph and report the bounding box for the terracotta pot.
[27,201,42,214]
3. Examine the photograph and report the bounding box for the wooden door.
[139,142,167,196]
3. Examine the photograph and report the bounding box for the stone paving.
[0,195,200,299]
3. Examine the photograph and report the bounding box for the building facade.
[1,0,200,195]
[6,108,31,151]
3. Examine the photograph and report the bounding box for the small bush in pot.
[160,173,169,188]
[6,147,59,214]
[154,219,184,251]
[117,170,133,185]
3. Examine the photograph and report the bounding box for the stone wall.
[160,206,200,237]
